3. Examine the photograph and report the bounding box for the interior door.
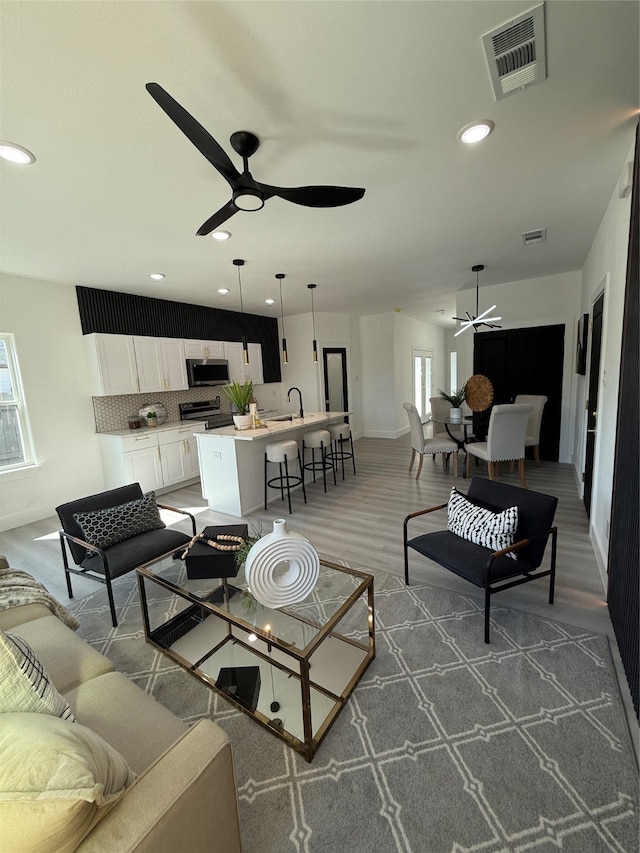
[323,348,348,415]
[412,348,433,419]
[583,292,604,517]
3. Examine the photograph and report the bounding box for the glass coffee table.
[136,554,375,762]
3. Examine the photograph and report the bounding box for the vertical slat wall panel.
[607,123,639,720]
[76,286,281,383]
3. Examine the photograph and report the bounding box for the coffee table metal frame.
[136,557,375,762]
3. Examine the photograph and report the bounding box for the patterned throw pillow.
[0,631,77,720]
[73,491,165,550]
[447,488,519,559]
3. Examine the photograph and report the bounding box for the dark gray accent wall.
[607,123,639,721]
[76,286,281,383]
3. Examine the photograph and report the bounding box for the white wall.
[275,311,362,435]
[392,313,446,434]
[359,311,446,438]
[453,271,582,463]
[359,314,395,438]
[0,274,104,530]
[578,141,634,577]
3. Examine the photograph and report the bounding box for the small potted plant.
[221,379,255,430]
[439,386,466,422]
[145,410,158,428]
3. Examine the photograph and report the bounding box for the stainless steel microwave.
[185,359,230,387]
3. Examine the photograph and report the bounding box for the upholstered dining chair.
[429,396,464,442]
[465,403,533,487]
[514,394,548,464]
[403,477,558,643]
[403,402,459,478]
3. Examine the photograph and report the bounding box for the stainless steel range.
[179,398,234,430]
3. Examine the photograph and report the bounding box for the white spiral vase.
[244,519,320,608]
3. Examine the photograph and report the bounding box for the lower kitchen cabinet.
[98,424,205,493]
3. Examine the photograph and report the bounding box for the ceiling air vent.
[522,228,547,246]
[482,2,546,100]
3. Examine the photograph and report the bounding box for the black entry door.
[473,324,565,461]
[583,293,604,516]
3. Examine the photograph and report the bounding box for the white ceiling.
[1,1,637,328]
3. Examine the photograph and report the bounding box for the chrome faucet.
[286,387,304,419]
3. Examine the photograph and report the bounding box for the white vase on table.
[244,519,320,608]
[450,407,463,422]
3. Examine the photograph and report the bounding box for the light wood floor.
[2,434,638,753]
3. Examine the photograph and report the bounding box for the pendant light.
[453,264,502,336]
[276,273,287,364]
[233,258,249,364]
[308,283,318,362]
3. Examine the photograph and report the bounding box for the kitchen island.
[195,412,348,517]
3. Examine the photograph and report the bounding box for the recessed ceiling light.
[217,287,230,295]
[149,273,165,281]
[0,141,36,164]
[264,298,276,305]
[457,120,495,144]
[211,230,231,241]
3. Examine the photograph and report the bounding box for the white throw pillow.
[447,488,519,559]
[0,712,136,853]
[0,630,76,720]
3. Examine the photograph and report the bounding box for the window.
[0,334,34,470]
[449,351,458,394]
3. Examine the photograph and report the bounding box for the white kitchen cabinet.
[123,443,165,493]
[98,423,205,492]
[224,341,263,385]
[133,336,188,392]
[183,339,225,359]
[85,333,139,396]
[158,425,204,486]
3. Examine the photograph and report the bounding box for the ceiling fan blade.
[270,185,365,208]
[146,83,240,186]
[196,200,239,236]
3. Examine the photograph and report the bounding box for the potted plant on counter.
[439,386,466,423]
[221,379,255,430]
[145,410,158,428]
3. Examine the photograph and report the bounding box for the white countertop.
[199,411,349,441]
[98,420,208,438]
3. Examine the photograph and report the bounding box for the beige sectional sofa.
[0,558,243,852]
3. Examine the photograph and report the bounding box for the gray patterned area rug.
[69,569,639,853]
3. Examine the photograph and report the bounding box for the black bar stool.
[327,422,356,480]
[302,429,336,492]
[264,439,307,514]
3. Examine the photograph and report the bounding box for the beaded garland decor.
[180,533,245,560]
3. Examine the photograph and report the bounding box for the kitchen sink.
[268,414,296,422]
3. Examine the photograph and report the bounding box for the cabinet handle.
[157,448,161,460]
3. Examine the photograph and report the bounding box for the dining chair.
[403,402,459,478]
[465,403,533,487]
[514,394,548,464]
[429,396,464,442]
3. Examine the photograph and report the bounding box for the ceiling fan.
[453,264,502,336]
[146,82,366,236]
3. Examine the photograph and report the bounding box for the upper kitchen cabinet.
[224,341,264,385]
[85,333,139,396]
[134,337,188,393]
[183,339,225,360]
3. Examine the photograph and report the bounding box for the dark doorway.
[473,324,565,461]
[583,292,604,517]
[323,348,348,416]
